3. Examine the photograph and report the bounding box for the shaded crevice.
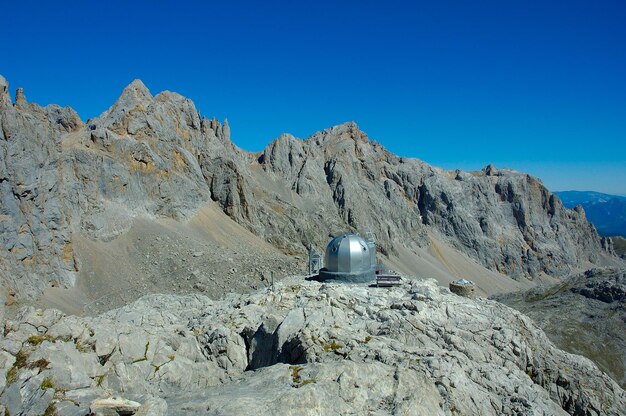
[243,321,307,371]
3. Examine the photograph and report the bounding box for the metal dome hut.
[318,233,377,283]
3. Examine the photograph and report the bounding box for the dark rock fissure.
[241,318,308,372]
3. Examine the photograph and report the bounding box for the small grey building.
[318,233,377,283]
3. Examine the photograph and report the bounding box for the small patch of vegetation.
[322,340,342,352]
[152,354,175,373]
[363,336,372,344]
[132,341,150,364]
[289,365,316,388]
[6,366,18,385]
[95,374,106,387]
[29,358,50,371]
[41,377,55,390]
[289,365,303,383]
[320,340,348,358]
[6,349,30,385]
[75,340,91,353]
[27,334,54,346]
[42,402,57,416]
[14,349,29,367]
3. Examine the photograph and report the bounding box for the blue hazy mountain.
[555,191,626,237]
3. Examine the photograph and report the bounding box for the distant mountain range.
[0,74,617,302]
[555,191,626,237]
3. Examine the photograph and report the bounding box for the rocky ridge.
[0,75,292,304]
[254,126,616,278]
[1,277,625,415]
[0,75,621,304]
[495,267,626,389]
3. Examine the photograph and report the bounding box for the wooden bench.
[376,274,402,287]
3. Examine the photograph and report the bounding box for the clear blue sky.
[1,0,625,194]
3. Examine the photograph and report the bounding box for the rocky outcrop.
[0,75,78,300]
[1,276,625,415]
[253,123,615,278]
[495,267,626,388]
[0,76,250,300]
[0,75,621,303]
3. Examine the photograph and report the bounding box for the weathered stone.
[449,279,476,297]
[135,396,168,416]
[2,276,624,415]
[0,74,621,304]
[90,397,141,415]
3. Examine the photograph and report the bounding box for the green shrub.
[41,377,55,390]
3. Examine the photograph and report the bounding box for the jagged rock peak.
[308,121,370,145]
[125,78,150,93]
[0,74,11,106]
[200,116,231,142]
[277,132,297,141]
[14,87,26,108]
[117,79,153,104]
[93,79,155,128]
[223,117,230,140]
[325,120,360,135]
[483,163,499,176]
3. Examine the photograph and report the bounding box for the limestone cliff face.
[254,122,613,278]
[0,76,249,298]
[0,76,619,299]
[0,76,79,299]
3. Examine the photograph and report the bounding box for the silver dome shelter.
[318,233,377,283]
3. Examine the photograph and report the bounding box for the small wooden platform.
[376,274,402,287]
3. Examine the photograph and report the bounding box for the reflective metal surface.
[324,234,372,273]
[319,233,377,283]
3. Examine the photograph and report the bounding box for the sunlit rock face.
[1,277,625,415]
[0,75,620,302]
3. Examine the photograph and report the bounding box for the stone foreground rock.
[1,277,624,415]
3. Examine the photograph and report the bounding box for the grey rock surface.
[255,127,617,279]
[495,267,626,389]
[0,76,285,304]
[0,277,624,415]
[0,74,622,306]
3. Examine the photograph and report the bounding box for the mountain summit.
[0,76,622,306]
[1,77,626,415]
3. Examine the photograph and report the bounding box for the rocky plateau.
[1,277,625,415]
